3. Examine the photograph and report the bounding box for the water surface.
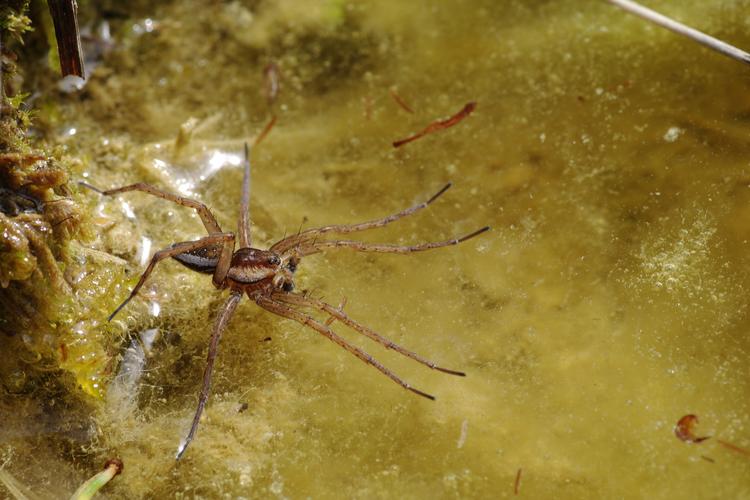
[6,0,750,497]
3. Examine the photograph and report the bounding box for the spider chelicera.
[82,144,489,459]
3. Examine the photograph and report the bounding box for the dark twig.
[606,0,750,66]
[47,0,85,78]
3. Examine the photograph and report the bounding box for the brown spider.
[82,144,488,459]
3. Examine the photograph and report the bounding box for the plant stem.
[69,459,123,500]
[606,0,750,65]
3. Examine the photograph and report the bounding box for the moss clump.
[0,1,32,42]
[0,2,128,399]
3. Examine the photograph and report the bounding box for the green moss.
[0,1,32,45]
[0,1,128,401]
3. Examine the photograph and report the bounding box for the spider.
[82,144,489,459]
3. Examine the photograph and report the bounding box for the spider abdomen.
[172,244,221,274]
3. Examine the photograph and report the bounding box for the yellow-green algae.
[1,1,129,403]
[3,0,750,498]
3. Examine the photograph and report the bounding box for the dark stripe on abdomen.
[172,246,220,274]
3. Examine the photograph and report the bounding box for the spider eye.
[268,255,280,266]
[282,281,294,292]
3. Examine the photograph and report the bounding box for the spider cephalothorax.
[83,143,488,459]
[226,248,281,286]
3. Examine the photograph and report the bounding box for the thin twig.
[606,0,750,65]
[389,87,414,114]
[717,439,750,457]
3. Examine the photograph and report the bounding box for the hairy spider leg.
[237,116,278,248]
[176,291,242,460]
[79,181,224,234]
[270,183,453,254]
[291,225,490,258]
[82,181,236,299]
[238,143,252,248]
[255,295,436,400]
[273,292,465,376]
[108,234,234,321]
[323,295,347,326]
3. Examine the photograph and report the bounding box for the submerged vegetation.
[1,1,128,402]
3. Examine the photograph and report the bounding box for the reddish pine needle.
[675,414,711,443]
[389,88,414,114]
[393,102,477,148]
[717,439,750,457]
[514,468,522,495]
[254,115,278,148]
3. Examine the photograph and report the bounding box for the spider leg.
[212,233,236,288]
[270,183,452,254]
[238,143,252,248]
[176,291,242,460]
[273,292,465,376]
[323,295,347,326]
[237,117,277,248]
[80,181,223,234]
[109,233,234,321]
[255,295,436,400]
[292,225,490,258]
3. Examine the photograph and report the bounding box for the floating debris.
[389,87,414,114]
[393,102,476,148]
[674,414,710,443]
[264,62,280,106]
[607,0,750,65]
[514,468,522,495]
